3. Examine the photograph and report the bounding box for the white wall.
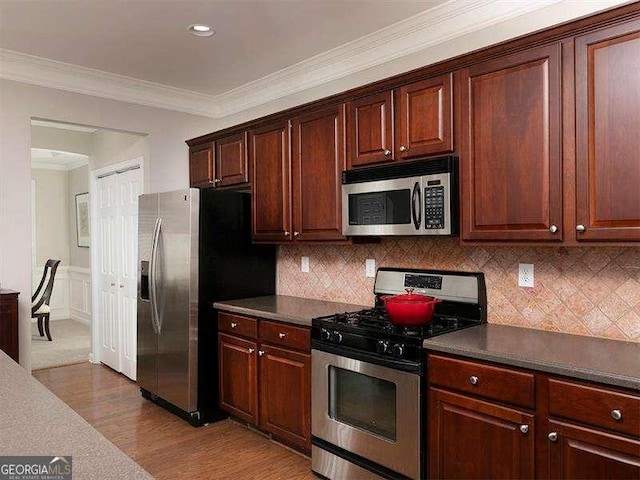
[0,79,218,370]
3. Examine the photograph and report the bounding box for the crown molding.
[0,0,626,120]
[31,158,88,171]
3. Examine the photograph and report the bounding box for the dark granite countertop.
[0,351,152,479]
[213,295,369,327]
[424,324,640,390]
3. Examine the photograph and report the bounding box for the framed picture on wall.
[75,192,90,247]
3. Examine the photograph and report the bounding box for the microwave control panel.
[425,185,445,229]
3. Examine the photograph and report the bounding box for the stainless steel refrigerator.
[137,188,275,426]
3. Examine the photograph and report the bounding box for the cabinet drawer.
[259,321,310,351]
[218,312,257,339]
[428,355,535,409]
[548,378,640,437]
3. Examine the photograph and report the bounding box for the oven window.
[348,189,411,226]
[328,366,397,441]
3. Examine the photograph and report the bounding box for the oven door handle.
[411,181,421,230]
[312,342,422,374]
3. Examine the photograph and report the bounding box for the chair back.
[32,259,61,313]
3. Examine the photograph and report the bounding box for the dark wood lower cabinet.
[0,290,20,363]
[259,344,311,451]
[546,420,640,479]
[428,387,535,479]
[218,333,258,424]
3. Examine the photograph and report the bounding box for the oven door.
[312,349,421,479]
[342,177,422,236]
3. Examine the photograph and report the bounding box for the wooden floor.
[34,362,316,479]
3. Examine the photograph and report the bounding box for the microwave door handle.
[412,181,421,230]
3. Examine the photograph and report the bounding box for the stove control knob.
[391,343,405,358]
[376,340,390,354]
[320,328,331,341]
[331,331,343,344]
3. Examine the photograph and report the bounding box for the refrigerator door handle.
[150,217,162,334]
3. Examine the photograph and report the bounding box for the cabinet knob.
[284,231,290,236]
[399,145,408,152]
[248,348,254,354]
[214,178,221,184]
[576,224,586,233]
[611,409,622,421]
[278,332,286,339]
[549,225,558,234]
[548,432,558,442]
[469,375,479,385]
[383,149,392,156]
[230,322,238,329]
[293,231,300,237]
[520,425,529,434]
[258,350,265,356]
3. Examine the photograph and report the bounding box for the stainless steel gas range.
[311,267,487,480]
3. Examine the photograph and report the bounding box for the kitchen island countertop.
[214,295,369,327]
[424,324,640,390]
[0,351,152,479]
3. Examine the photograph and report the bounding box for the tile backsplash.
[277,239,640,342]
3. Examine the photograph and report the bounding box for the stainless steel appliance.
[342,156,458,236]
[311,267,486,479]
[137,188,275,426]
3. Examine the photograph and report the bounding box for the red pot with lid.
[380,288,441,326]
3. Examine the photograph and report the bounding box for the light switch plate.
[365,259,376,278]
[301,256,310,273]
[518,263,534,288]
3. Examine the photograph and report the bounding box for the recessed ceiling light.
[188,24,214,37]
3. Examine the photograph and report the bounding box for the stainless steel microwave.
[342,156,458,236]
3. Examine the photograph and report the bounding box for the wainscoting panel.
[69,267,91,325]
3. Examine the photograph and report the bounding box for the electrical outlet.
[518,263,534,288]
[365,259,376,278]
[301,256,310,273]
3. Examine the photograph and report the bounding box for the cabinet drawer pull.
[248,348,254,354]
[293,231,300,237]
[278,332,286,339]
[399,145,408,152]
[469,375,479,385]
[258,350,265,356]
[520,425,529,434]
[576,224,586,233]
[383,149,392,156]
[284,231,290,236]
[611,409,622,421]
[230,322,238,329]
[548,432,558,442]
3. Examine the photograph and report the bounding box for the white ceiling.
[0,0,442,96]
[0,0,629,118]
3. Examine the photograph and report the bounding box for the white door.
[97,167,141,380]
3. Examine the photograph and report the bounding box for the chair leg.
[44,314,52,341]
[37,316,44,337]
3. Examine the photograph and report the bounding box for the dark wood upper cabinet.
[460,43,563,241]
[396,74,453,160]
[345,75,452,169]
[216,132,248,187]
[575,20,640,241]
[249,121,292,243]
[0,291,19,363]
[189,143,215,188]
[347,91,394,168]
[291,104,347,242]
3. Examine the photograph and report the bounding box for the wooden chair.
[32,259,61,341]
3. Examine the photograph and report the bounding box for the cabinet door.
[218,333,258,424]
[347,91,394,168]
[575,21,640,241]
[189,143,215,188]
[259,344,311,452]
[249,121,292,242]
[546,420,640,479]
[216,132,249,187]
[396,74,453,160]
[291,104,346,241]
[429,388,534,479]
[460,44,563,241]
